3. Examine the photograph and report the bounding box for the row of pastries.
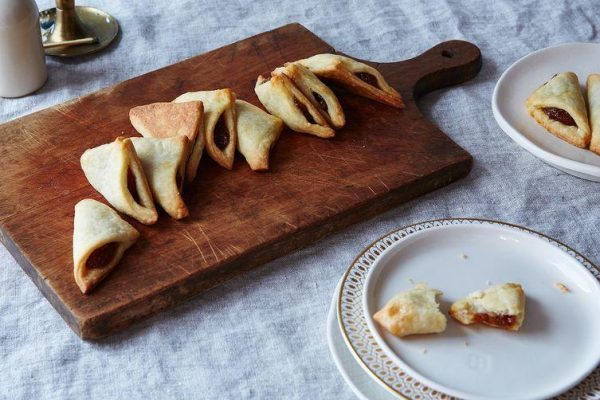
[72,54,404,294]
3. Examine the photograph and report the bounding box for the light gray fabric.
[1,0,599,399]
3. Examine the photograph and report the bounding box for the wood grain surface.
[0,23,481,339]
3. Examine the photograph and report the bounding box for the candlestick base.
[40,6,118,57]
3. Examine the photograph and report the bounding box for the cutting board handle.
[377,40,482,100]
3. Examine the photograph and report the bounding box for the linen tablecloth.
[2,1,599,398]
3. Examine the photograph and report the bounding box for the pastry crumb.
[459,252,468,260]
[554,282,570,293]
[407,278,415,284]
[421,348,427,354]
[485,280,492,286]
[464,340,469,347]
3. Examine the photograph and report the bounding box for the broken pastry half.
[450,283,526,331]
[235,100,284,171]
[526,72,590,148]
[587,74,600,154]
[273,62,345,128]
[174,89,237,173]
[297,54,404,108]
[80,137,158,225]
[373,283,447,337]
[131,136,190,220]
[255,74,334,138]
[73,199,139,294]
[129,101,203,144]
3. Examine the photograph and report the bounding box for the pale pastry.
[129,101,203,144]
[73,199,139,294]
[587,74,600,154]
[80,137,158,225]
[130,136,190,220]
[273,63,345,128]
[526,72,590,148]
[174,89,237,173]
[235,100,284,171]
[255,74,334,138]
[450,283,526,331]
[373,283,447,337]
[297,53,404,108]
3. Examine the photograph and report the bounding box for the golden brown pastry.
[273,63,345,128]
[235,100,284,171]
[526,72,590,148]
[129,101,203,144]
[297,53,404,108]
[130,136,190,220]
[587,74,600,154]
[373,283,447,337]
[80,137,158,225]
[255,74,334,138]
[174,89,237,172]
[73,199,139,294]
[450,283,526,331]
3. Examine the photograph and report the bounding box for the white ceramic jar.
[0,0,47,97]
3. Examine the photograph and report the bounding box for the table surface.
[2,1,599,399]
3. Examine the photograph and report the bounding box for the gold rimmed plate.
[337,218,600,400]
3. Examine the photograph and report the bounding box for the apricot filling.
[213,116,230,150]
[86,242,119,269]
[312,91,328,112]
[355,72,379,88]
[473,313,516,329]
[127,168,141,204]
[542,107,577,127]
[294,98,316,124]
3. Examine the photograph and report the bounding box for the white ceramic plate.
[327,280,399,400]
[492,43,600,181]
[338,219,600,400]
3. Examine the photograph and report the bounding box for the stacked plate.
[327,219,600,400]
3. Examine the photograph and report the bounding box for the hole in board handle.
[441,50,453,58]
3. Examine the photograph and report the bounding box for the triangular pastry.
[526,72,590,148]
[80,137,158,225]
[587,74,600,154]
[235,100,284,171]
[174,89,237,172]
[129,101,203,144]
[297,54,404,108]
[450,283,525,331]
[255,74,334,138]
[73,199,139,294]
[131,136,190,220]
[273,63,345,129]
[373,283,447,337]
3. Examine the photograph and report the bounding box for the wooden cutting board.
[0,23,481,339]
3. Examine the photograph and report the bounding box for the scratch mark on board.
[180,229,207,265]
[195,224,219,262]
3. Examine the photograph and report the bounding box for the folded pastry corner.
[526,72,590,148]
[129,101,203,144]
[450,283,525,331]
[297,53,404,108]
[235,100,284,171]
[273,63,345,129]
[174,89,237,171]
[131,136,190,219]
[80,137,158,225]
[587,74,600,155]
[73,199,139,294]
[255,74,335,138]
[373,283,447,337]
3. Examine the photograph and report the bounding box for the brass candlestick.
[39,0,118,57]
